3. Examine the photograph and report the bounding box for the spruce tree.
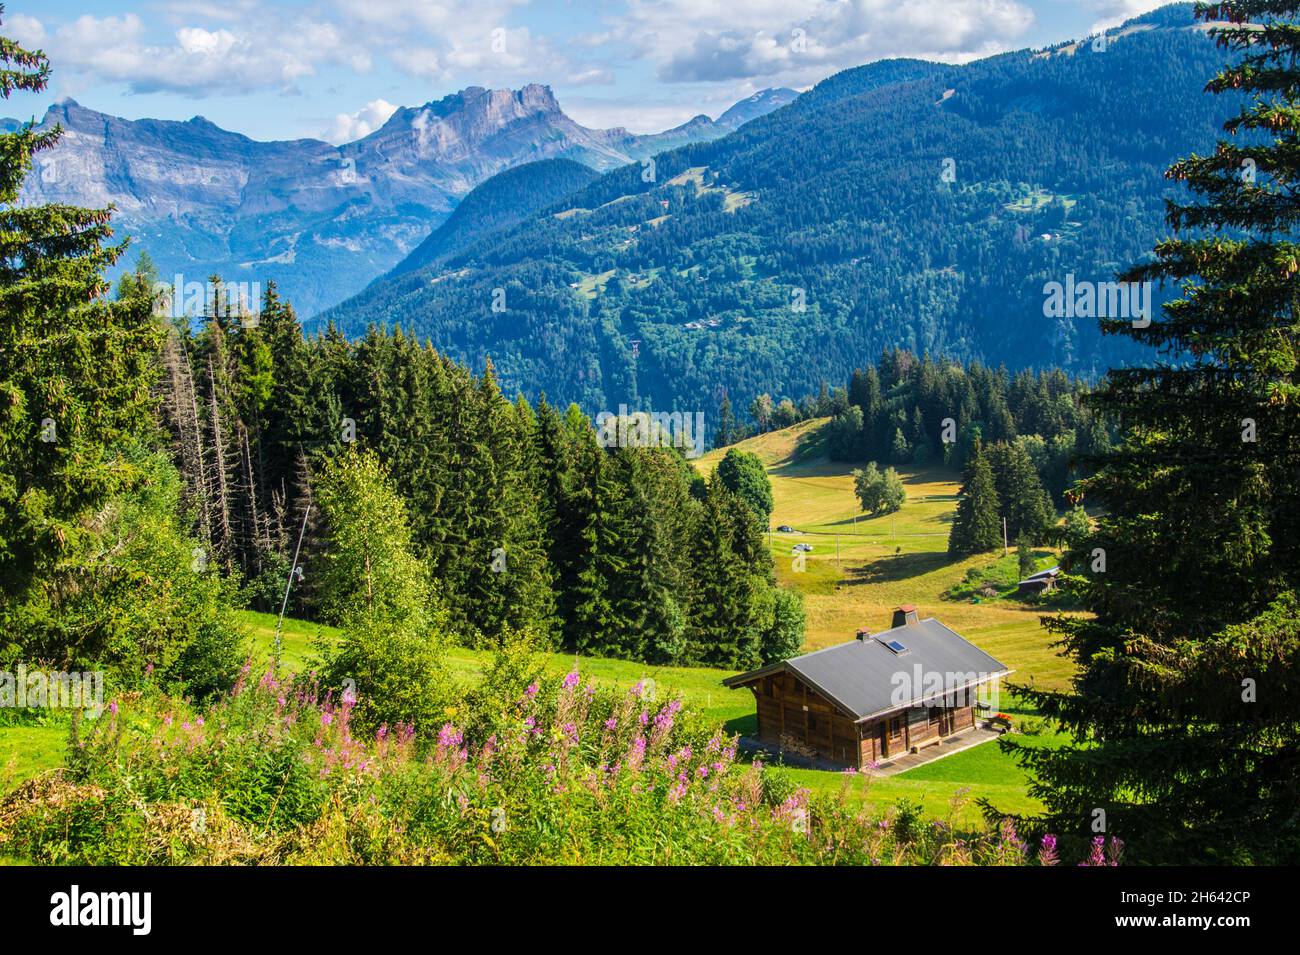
[0,19,162,606]
[988,441,1053,544]
[1006,0,1300,864]
[947,440,1001,557]
[714,393,737,447]
[686,473,753,668]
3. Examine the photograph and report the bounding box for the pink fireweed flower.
[1080,835,1107,867]
[562,670,580,690]
[1106,837,1124,867]
[1039,833,1059,866]
[626,735,647,773]
[604,717,618,731]
[108,701,119,715]
[525,682,539,698]
[376,724,389,742]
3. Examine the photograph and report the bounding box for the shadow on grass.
[842,551,952,586]
[724,714,757,736]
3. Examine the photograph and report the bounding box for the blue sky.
[3,1,1172,141]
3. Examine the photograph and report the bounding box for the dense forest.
[320,5,1240,426]
[107,263,803,675]
[790,350,1110,502]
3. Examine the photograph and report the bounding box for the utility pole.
[274,504,311,673]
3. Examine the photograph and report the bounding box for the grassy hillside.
[1,418,1074,826]
[233,609,1055,823]
[698,418,1077,692]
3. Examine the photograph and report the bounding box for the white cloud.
[325,98,399,143]
[5,12,45,47]
[1082,1,1169,32]
[335,3,611,92]
[40,10,361,97]
[176,27,239,58]
[598,0,1036,85]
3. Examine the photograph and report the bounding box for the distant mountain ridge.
[18,85,797,314]
[317,4,1241,421]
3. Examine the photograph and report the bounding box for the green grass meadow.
[1,419,1076,829]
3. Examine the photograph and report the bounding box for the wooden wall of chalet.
[746,671,981,769]
[749,671,860,766]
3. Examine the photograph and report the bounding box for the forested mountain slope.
[385,158,599,278]
[20,86,792,314]
[320,5,1236,422]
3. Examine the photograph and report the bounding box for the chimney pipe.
[855,627,871,642]
[891,605,919,628]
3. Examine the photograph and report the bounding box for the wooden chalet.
[722,605,1011,769]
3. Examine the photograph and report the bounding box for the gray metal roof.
[724,617,1011,723]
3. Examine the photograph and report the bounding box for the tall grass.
[0,663,1113,866]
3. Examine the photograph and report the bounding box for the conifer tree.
[1006,0,1300,864]
[0,19,161,605]
[988,441,1053,544]
[569,435,630,655]
[714,393,737,448]
[687,473,761,668]
[947,440,1001,557]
